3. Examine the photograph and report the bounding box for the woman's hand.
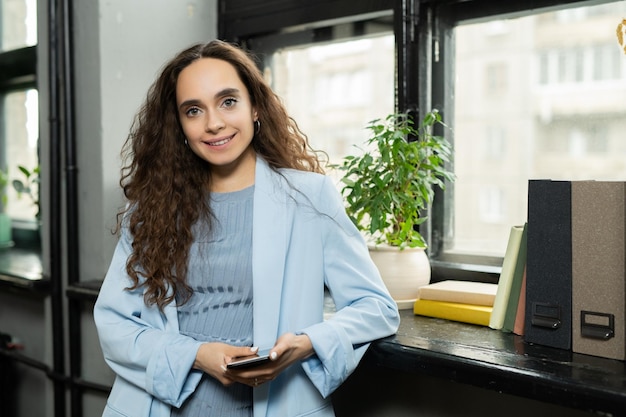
[223,332,314,388]
[193,342,260,386]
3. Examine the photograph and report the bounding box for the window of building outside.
[4,89,39,221]
[1,0,38,223]
[268,34,395,184]
[448,0,626,261]
[1,0,37,51]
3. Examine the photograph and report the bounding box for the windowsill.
[66,280,102,301]
[0,246,48,293]
[364,309,625,416]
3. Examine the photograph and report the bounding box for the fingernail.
[251,346,259,353]
[270,351,277,360]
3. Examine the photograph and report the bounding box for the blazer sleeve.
[93,227,203,407]
[299,175,400,397]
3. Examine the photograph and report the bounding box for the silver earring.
[254,120,261,134]
[184,138,189,147]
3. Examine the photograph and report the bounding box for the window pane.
[4,89,39,220]
[450,1,626,257]
[268,35,395,171]
[1,0,37,51]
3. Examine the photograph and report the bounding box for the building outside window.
[0,0,39,227]
[2,0,36,51]
[270,34,395,169]
[4,89,38,221]
[451,1,626,259]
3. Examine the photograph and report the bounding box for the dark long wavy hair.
[117,40,324,310]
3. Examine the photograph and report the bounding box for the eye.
[222,98,238,108]
[185,107,200,117]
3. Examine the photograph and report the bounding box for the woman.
[94,40,400,417]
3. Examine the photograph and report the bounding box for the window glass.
[1,0,37,51]
[4,89,39,221]
[268,34,395,173]
[450,1,626,257]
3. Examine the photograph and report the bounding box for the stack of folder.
[414,223,527,330]
[413,280,498,326]
[525,180,626,361]
[416,179,626,363]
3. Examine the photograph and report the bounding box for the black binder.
[525,180,572,350]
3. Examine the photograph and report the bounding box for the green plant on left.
[0,169,8,209]
[12,165,40,219]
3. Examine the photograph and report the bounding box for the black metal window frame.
[219,0,601,283]
[0,45,36,89]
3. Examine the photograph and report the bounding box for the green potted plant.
[10,164,40,248]
[0,168,12,247]
[12,164,40,220]
[333,109,455,308]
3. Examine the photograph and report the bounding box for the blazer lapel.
[252,158,289,417]
[252,158,288,348]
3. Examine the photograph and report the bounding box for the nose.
[205,111,225,133]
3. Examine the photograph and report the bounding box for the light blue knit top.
[172,185,254,417]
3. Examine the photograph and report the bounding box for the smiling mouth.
[206,134,235,146]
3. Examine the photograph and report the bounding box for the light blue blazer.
[94,157,400,417]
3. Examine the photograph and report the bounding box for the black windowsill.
[365,309,625,416]
[66,280,102,301]
[0,247,48,294]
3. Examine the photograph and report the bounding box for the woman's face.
[176,58,257,176]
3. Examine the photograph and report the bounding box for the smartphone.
[226,348,272,369]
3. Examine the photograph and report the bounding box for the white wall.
[19,1,218,416]
[73,0,217,283]
[75,3,218,415]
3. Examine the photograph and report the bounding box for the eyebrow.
[216,87,240,99]
[178,88,242,111]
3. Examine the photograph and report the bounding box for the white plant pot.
[368,244,431,310]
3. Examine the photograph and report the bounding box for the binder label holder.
[531,302,561,329]
[580,311,615,340]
